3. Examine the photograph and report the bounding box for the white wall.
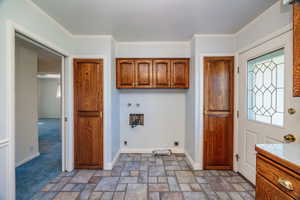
[116,42,191,58]
[116,42,190,152]
[111,39,120,161]
[15,43,39,167]
[185,37,196,161]
[236,2,292,51]
[120,90,186,151]
[38,78,60,118]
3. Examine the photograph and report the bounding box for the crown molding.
[117,41,190,45]
[71,34,113,39]
[192,34,235,38]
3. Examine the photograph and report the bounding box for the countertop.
[255,144,300,174]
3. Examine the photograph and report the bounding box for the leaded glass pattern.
[247,49,284,126]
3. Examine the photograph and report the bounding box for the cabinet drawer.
[256,174,294,200]
[257,155,300,199]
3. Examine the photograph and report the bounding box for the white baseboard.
[104,150,121,170]
[185,151,201,170]
[120,147,185,154]
[15,152,40,168]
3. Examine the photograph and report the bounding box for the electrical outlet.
[124,141,128,146]
[174,141,179,146]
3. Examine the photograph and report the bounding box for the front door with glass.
[238,31,300,184]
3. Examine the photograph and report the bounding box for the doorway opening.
[14,34,64,200]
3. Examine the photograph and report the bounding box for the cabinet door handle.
[278,178,294,191]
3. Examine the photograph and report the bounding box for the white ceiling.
[31,0,279,41]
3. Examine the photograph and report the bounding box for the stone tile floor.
[32,154,255,200]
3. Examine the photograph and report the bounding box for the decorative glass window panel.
[247,49,284,126]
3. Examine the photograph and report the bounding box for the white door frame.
[6,20,71,200]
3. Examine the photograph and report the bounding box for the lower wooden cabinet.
[255,153,300,200]
[256,174,294,200]
[116,58,189,89]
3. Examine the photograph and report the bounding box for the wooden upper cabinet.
[171,59,189,88]
[117,59,135,88]
[135,59,153,88]
[293,2,300,96]
[116,58,189,89]
[153,59,171,88]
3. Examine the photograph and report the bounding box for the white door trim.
[6,20,71,200]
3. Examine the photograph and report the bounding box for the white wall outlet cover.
[282,0,294,5]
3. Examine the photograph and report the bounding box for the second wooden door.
[203,57,234,170]
[74,59,103,169]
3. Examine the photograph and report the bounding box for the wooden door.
[171,59,189,88]
[203,57,234,170]
[135,59,152,88]
[293,2,300,96]
[153,59,171,88]
[117,59,135,88]
[74,59,103,169]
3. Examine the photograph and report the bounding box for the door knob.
[283,134,296,143]
[288,108,296,115]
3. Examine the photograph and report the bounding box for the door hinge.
[237,110,240,118]
[235,154,240,161]
[237,67,240,74]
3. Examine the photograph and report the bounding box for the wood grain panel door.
[153,59,171,88]
[293,2,300,96]
[203,57,234,170]
[171,59,189,88]
[117,59,135,88]
[74,59,103,169]
[135,59,152,88]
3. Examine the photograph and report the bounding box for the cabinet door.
[153,59,171,88]
[171,59,189,88]
[117,59,135,88]
[256,174,293,200]
[74,59,103,169]
[135,59,153,88]
[294,3,300,96]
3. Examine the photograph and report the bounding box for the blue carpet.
[16,118,62,200]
